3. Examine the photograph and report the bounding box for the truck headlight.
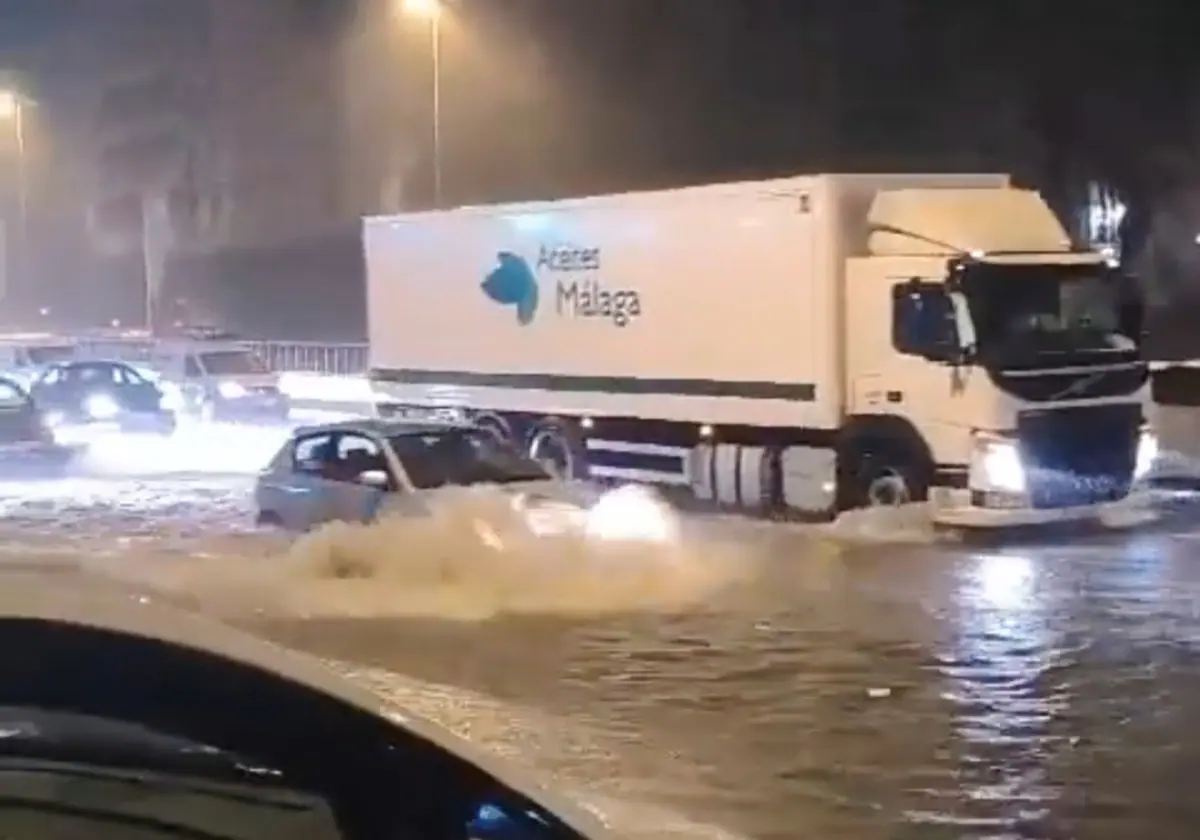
[1135,428,1159,479]
[84,393,120,420]
[973,433,1025,493]
[218,381,247,399]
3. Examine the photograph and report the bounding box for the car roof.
[0,572,615,840]
[292,418,472,438]
[53,359,134,370]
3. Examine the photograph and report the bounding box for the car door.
[276,431,339,529]
[322,431,397,523]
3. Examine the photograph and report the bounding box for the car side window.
[184,356,204,378]
[293,433,335,477]
[334,433,391,485]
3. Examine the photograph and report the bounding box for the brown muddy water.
[4,474,1200,840]
[225,503,1200,840]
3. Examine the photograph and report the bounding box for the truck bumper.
[928,487,1148,529]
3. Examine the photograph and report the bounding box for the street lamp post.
[0,90,28,303]
[400,0,443,206]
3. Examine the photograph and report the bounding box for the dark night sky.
[4,0,1200,197]
[4,0,1200,343]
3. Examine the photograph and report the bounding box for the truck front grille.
[1017,404,1140,509]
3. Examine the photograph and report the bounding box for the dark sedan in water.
[0,374,79,473]
[30,360,176,436]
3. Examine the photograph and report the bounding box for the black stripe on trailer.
[369,368,816,402]
[587,446,686,476]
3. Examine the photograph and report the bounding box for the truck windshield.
[958,262,1139,367]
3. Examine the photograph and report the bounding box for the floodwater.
[249,515,1200,840]
[3,425,1200,839]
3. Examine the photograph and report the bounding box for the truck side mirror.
[891,280,961,362]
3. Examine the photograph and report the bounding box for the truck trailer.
[363,173,1155,526]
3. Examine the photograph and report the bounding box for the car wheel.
[256,510,284,528]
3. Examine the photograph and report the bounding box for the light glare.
[400,0,441,19]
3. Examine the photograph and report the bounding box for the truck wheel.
[841,442,930,510]
[526,419,586,480]
[474,412,515,443]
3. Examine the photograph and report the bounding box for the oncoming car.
[30,360,177,437]
[147,340,288,423]
[253,419,679,543]
[0,375,79,474]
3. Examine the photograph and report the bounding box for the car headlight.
[158,382,184,410]
[84,393,120,420]
[218,381,247,399]
[1135,427,1159,480]
[584,484,679,544]
[973,433,1025,493]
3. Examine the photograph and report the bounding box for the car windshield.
[959,261,1139,366]
[389,429,550,489]
[199,350,267,375]
[26,345,75,365]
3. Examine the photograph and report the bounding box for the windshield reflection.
[960,262,1137,366]
[390,429,550,489]
[200,351,267,375]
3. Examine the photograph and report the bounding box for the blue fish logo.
[481,251,539,324]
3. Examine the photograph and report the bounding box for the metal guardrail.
[245,341,369,376]
[67,335,370,378]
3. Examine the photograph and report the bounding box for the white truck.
[363,173,1156,526]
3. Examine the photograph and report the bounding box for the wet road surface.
[244,522,1200,840]
[2,455,1198,840]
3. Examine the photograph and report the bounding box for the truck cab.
[846,186,1152,526]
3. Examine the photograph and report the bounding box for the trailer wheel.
[526,419,586,480]
[840,440,930,510]
[473,412,515,443]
